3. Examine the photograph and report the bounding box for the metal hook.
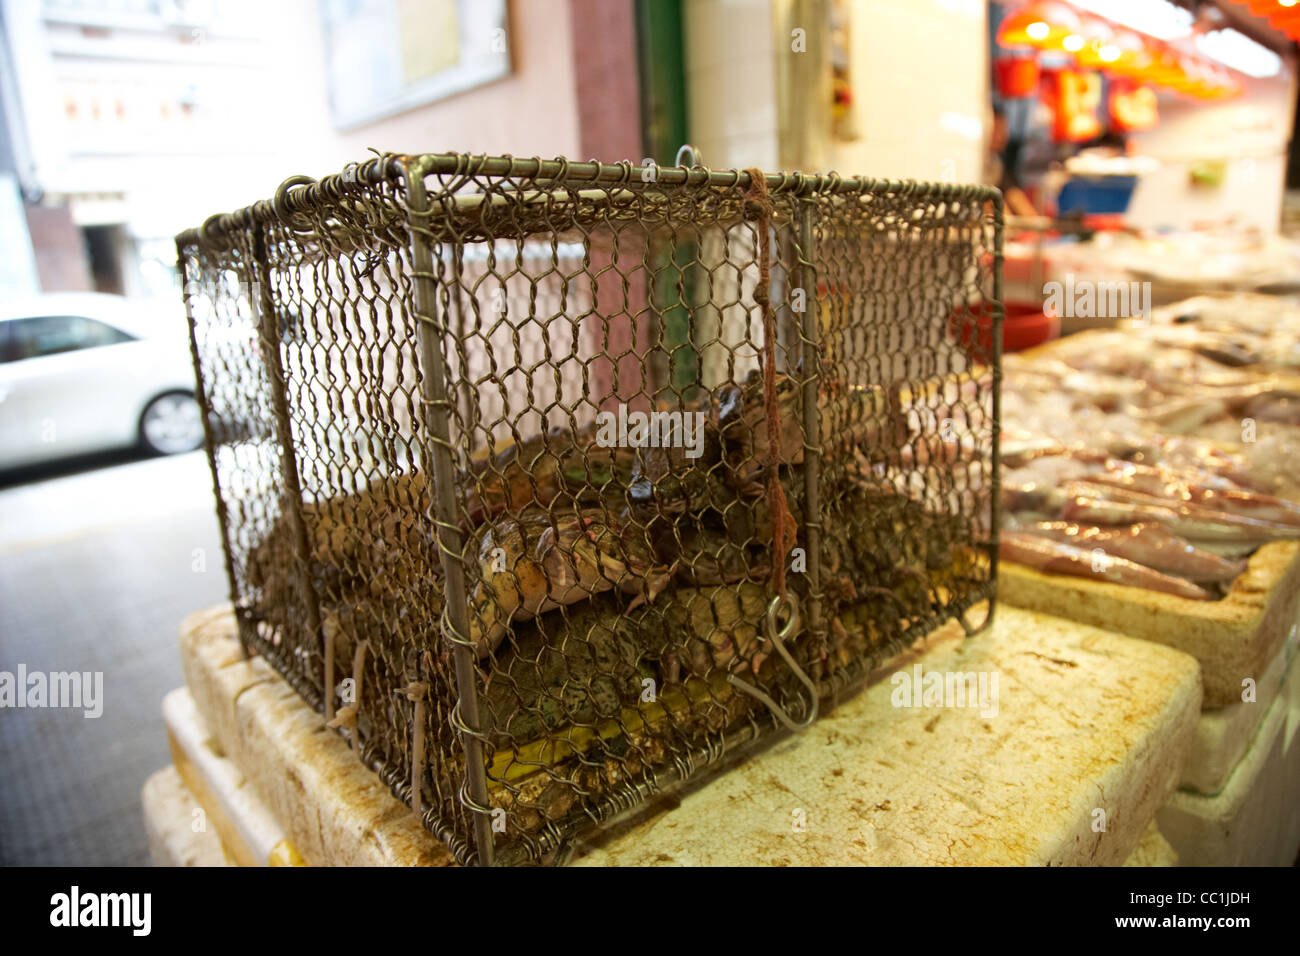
[271,174,319,236]
[728,593,819,732]
[958,599,995,638]
[675,143,704,168]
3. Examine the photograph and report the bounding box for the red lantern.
[998,1,1083,51]
[1075,17,1118,70]
[1048,69,1103,142]
[1110,81,1159,130]
[995,56,1042,97]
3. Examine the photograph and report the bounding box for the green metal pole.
[637,0,698,400]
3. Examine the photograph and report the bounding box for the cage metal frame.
[177,152,1004,865]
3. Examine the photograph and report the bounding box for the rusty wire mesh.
[177,153,1003,865]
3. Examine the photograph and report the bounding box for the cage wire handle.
[728,593,819,732]
[272,174,320,235]
[675,143,704,169]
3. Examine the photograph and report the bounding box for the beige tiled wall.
[826,0,988,184]
[684,0,781,171]
[684,0,989,184]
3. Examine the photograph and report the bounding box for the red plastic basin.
[950,300,1059,362]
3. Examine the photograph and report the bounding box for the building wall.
[683,0,780,172]
[0,177,40,297]
[2,0,353,298]
[3,0,586,300]
[569,0,642,160]
[683,0,988,184]
[24,199,90,292]
[1125,70,1298,233]
[825,0,988,185]
[324,0,582,161]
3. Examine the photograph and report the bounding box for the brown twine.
[326,639,369,764]
[322,619,335,723]
[349,640,368,763]
[400,669,430,818]
[744,169,798,598]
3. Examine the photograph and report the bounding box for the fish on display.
[999,531,1211,600]
[1085,464,1300,528]
[1000,428,1067,466]
[1061,495,1300,544]
[1011,521,1245,584]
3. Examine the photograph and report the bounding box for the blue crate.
[1056,175,1138,215]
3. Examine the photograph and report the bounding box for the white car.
[0,293,205,469]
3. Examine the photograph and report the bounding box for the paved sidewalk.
[0,451,227,865]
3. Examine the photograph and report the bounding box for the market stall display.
[1004,228,1300,326]
[997,293,1300,706]
[1001,294,1300,587]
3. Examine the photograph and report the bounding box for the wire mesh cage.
[177,152,1003,865]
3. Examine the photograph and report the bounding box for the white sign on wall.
[319,0,511,130]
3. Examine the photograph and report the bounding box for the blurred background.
[0,0,1296,864]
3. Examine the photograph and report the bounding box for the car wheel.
[139,391,204,456]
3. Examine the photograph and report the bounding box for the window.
[1,315,135,363]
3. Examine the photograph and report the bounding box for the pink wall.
[25,203,92,293]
